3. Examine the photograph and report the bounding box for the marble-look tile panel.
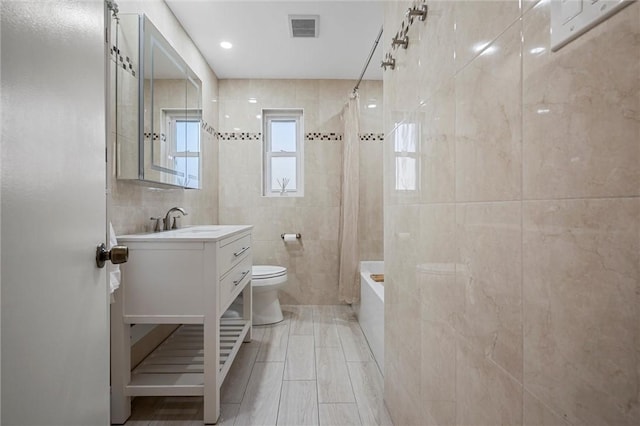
[419,80,456,203]
[523,198,640,425]
[456,202,523,381]
[421,319,457,425]
[454,0,521,71]
[523,390,570,426]
[416,1,456,101]
[522,0,640,199]
[455,19,522,202]
[456,337,523,425]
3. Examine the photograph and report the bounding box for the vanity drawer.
[219,257,252,313]
[219,233,252,276]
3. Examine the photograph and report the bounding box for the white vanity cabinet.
[111,225,253,425]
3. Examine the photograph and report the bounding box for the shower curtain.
[338,92,360,304]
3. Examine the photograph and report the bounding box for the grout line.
[520,7,526,426]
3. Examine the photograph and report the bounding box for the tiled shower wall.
[383,1,639,425]
[218,79,383,305]
[110,0,219,235]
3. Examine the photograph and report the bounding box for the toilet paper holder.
[281,233,302,240]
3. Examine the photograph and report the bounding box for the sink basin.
[173,226,225,234]
[118,225,253,242]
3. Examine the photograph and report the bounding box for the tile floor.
[123,305,393,426]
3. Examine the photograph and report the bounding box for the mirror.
[115,14,202,189]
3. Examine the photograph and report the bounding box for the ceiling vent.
[289,15,319,38]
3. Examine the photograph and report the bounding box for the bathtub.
[356,261,384,375]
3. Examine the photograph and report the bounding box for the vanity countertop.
[118,225,253,242]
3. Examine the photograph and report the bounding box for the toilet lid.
[252,265,287,279]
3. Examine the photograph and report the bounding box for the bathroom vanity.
[111,225,253,424]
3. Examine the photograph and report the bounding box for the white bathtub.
[356,261,384,375]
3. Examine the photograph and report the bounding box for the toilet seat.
[252,265,287,288]
[252,265,287,279]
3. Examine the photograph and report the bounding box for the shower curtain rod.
[353,26,383,94]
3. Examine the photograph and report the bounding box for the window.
[263,109,304,196]
[164,109,201,188]
[394,122,419,192]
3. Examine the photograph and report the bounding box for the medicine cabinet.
[115,14,202,189]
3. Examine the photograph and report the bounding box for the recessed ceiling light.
[220,41,233,49]
[256,114,262,119]
[248,98,257,104]
[367,103,377,109]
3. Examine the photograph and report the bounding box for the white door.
[1,1,110,424]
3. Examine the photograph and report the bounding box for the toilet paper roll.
[283,233,298,242]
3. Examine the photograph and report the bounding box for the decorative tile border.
[217,132,385,142]
[360,133,385,141]
[306,132,342,141]
[111,44,136,77]
[217,132,261,141]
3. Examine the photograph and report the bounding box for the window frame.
[262,109,304,197]
[162,108,202,187]
[393,121,420,193]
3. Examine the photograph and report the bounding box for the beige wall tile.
[384,1,639,425]
[112,0,219,235]
[523,390,570,426]
[456,202,523,381]
[456,337,523,424]
[523,198,640,425]
[218,79,383,304]
[455,19,522,202]
[419,81,456,203]
[454,0,521,71]
[522,0,640,199]
[421,319,457,425]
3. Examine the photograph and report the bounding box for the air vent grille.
[289,15,319,38]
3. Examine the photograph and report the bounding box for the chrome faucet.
[164,207,188,231]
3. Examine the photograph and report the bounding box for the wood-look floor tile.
[256,322,290,362]
[235,362,284,426]
[124,306,389,426]
[312,306,341,348]
[221,344,260,403]
[284,305,314,335]
[284,334,316,380]
[276,380,319,426]
[219,403,240,426]
[318,403,362,426]
[347,362,393,426]
[316,346,356,403]
[336,316,374,362]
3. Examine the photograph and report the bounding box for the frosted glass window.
[270,157,297,191]
[263,109,304,196]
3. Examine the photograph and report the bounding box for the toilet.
[251,265,288,325]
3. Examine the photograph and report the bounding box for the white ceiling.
[164,0,384,81]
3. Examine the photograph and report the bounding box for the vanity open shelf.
[128,319,250,396]
[111,225,253,425]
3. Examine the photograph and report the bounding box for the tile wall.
[109,0,219,235]
[218,79,383,304]
[383,0,639,424]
